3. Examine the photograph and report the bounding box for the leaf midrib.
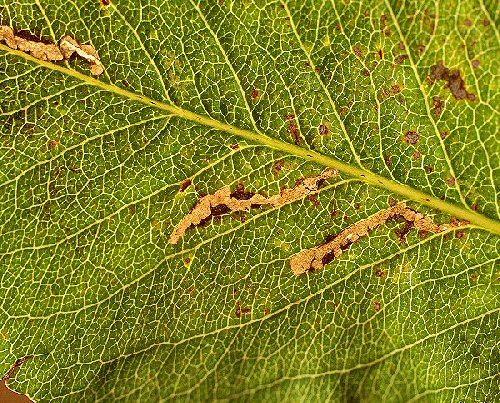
[2,43,499,235]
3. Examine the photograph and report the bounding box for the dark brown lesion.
[429,61,475,101]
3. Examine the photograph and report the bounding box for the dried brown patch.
[429,61,475,101]
[169,169,338,244]
[0,26,104,75]
[290,203,466,275]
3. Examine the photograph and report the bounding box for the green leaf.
[1,0,499,401]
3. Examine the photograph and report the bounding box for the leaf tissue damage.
[169,169,337,244]
[290,203,467,275]
[0,26,104,75]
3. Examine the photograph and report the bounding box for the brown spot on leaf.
[394,54,408,64]
[482,19,490,26]
[373,301,382,311]
[251,88,260,101]
[319,124,329,135]
[446,176,456,186]
[353,45,363,57]
[472,59,480,69]
[288,122,300,145]
[47,139,60,150]
[429,61,475,101]
[179,179,192,192]
[100,0,110,5]
[433,96,444,117]
[440,131,449,140]
[424,165,434,174]
[230,143,239,150]
[290,203,466,275]
[235,302,251,318]
[377,49,384,59]
[464,18,472,27]
[307,194,320,208]
[404,130,419,145]
[169,170,338,244]
[273,159,285,176]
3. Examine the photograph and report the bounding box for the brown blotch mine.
[169,169,338,244]
[0,25,104,75]
[290,202,466,275]
[429,61,475,101]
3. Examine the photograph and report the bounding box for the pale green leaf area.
[0,0,499,401]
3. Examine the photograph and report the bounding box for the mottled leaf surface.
[0,0,499,401]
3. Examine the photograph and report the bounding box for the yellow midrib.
[2,43,499,235]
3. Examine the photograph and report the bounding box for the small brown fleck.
[404,130,419,145]
[373,301,382,311]
[472,60,480,69]
[264,308,270,315]
[48,139,59,150]
[440,131,449,140]
[424,165,434,174]
[482,19,490,26]
[353,45,363,57]
[100,0,110,5]
[398,42,405,50]
[273,159,285,175]
[235,302,251,318]
[251,88,260,101]
[455,230,466,239]
[307,194,320,208]
[433,96,444,117]
[375,268,386,278]
[446,176,456,186]
[395,54,408,64]
[179,179,192,192]
[319,124,329,135]
[464,18,472,27]
[378,49,384,59]
[230,143,239,150]
[289,123,300,144]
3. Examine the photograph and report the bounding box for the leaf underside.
[0,0,499,401]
